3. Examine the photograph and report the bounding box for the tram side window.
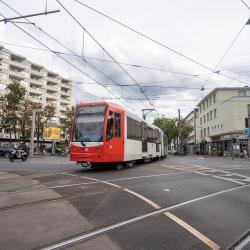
[106,111,113,140]
[147,126,155,143]
[114,113,121,137]
[127,117,134,139]
[127,116,142,140]
[134,120,142,139]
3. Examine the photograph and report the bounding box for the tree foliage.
[60,106,74,141]
[153,116,193,143]
[0,80,56,144]
[0,80,26,141]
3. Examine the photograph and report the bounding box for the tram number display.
[78,105,106,114]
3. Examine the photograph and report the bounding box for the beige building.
[186,87,250,156]
[0,46,72,141]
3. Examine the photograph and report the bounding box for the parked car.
[0,145,15,158]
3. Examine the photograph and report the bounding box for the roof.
[197,87,250,106]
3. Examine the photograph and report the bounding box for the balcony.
[47,77,59,84]
[61,98,70,103]
[30,70,43,78]
[46,84,58,92]
[60,113,66,119]
[61,82,71,89]
[46,92,58,100]
[30,78,43,86]
[60,106,67,111]
[61,91,71,97]
[9,60,26,70]
[9,70,25,80]
[46,99,57,105]
[29,87,44,95]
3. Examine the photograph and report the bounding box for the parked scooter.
[9,149,28,162]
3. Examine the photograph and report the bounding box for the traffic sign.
[243,128,249,138]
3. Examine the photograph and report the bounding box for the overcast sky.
[1,0,250,121]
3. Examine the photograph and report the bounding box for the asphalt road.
[0,155,249,250]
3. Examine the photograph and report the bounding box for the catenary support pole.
[29,110,36,157]
[178,109,180,154]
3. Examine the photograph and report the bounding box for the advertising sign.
[243,128,249,138]
[43,126,61,140]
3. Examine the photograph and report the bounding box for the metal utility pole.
[178,109,181,154]
[29,110,36,157]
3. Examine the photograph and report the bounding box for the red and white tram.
[70,102,167,169]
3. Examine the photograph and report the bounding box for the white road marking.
[42,184,250,250]
[165,212,220,250]
[213,176,245,185]
[164,188,170,192]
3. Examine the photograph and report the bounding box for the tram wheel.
[80,162,92,168]
[115,163,123,170]
[126,161,134,168]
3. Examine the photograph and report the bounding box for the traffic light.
[232,138,237,143]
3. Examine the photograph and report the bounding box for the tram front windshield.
[74,105,106,142]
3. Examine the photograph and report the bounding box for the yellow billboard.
[43,127,61,140]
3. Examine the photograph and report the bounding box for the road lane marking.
[165,212,220,250]
[42,184,250,250]
[213,176,245,185]
[164,188,170,192]
[123,188,161,209]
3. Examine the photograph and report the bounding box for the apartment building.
[186,87,250,156]
[0,46,72,141]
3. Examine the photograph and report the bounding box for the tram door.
[106,110,124,161]
[142,121,147,152]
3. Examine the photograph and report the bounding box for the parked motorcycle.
[9,149,28,162]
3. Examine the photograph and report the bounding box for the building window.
[221,124,223,130]
[215,126,217,132]
[213,94,216,103]
[200,117,202,125]
[210,111,213,120]
[206,99,208,108]
[239,90,246,97]
[218,125,220,131]
[248,104,250,117]
[204,115,206,123]
[203,102,205,110]
[204,128,206,137]
[201,130,203,139]
[209,97,212,106]
[214,109,217,119]
[207,113,209,122]
[212,126,214,133]
[208,127,210,136]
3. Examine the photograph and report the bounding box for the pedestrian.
[243,149,248,159]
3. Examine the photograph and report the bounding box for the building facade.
[185,87,250,156]
[0,46,72,141]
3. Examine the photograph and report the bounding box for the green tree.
[179,119,193,139]
[19,98,36,142]
[0,80,26,141]
[154,116,193,150]
[153,117,178,142]
[60,106,74,142]
[34,103,55,148]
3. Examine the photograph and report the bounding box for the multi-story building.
[0,46,72,141]
[183,108,198,154]
[185,87,250,156]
